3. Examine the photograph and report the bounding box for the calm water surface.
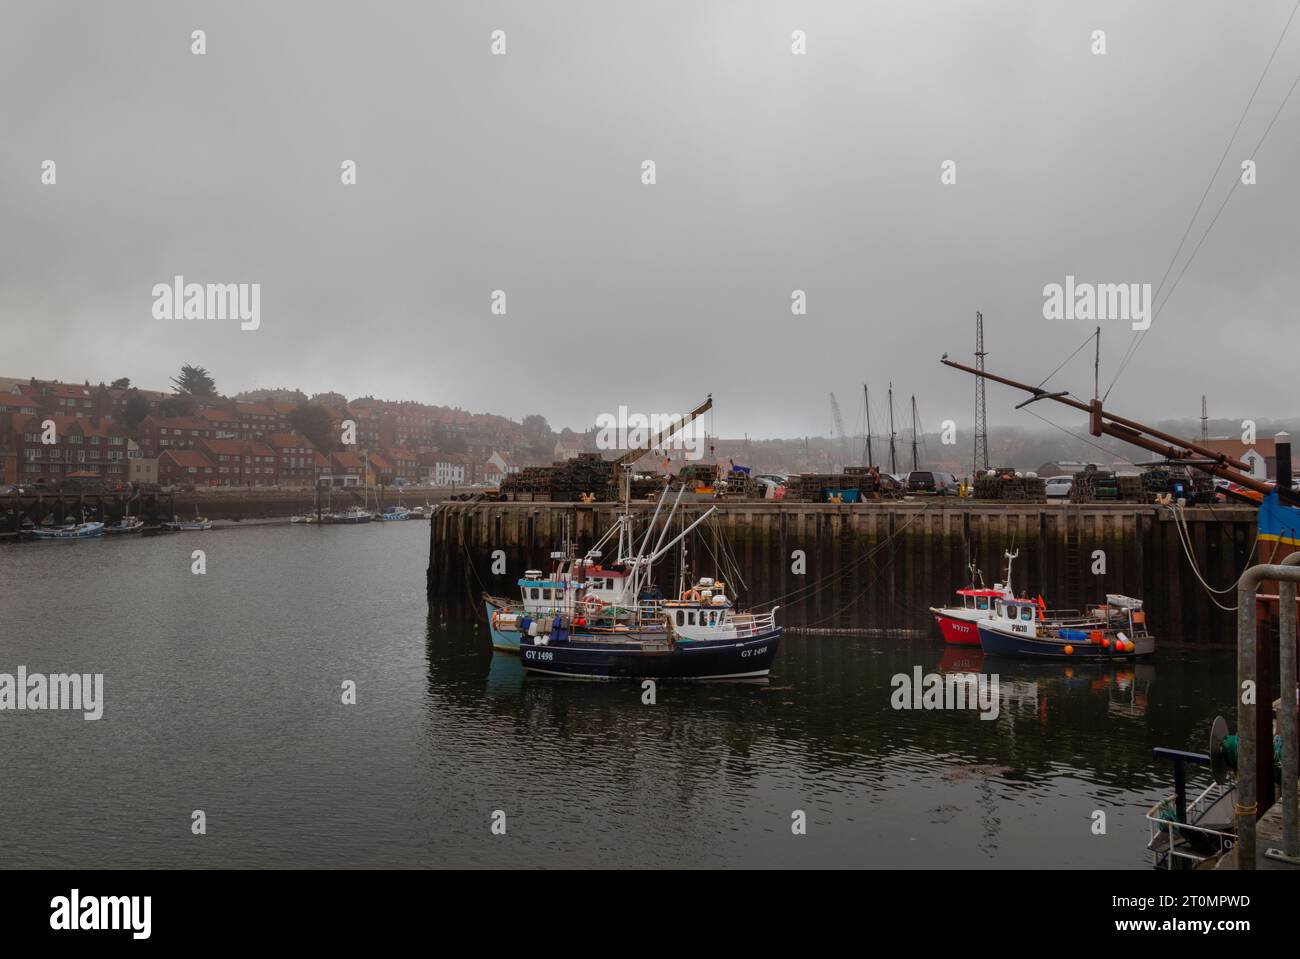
[0,523,1234,868]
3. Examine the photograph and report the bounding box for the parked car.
[907,470,960,495]
[1045,476,1074,499]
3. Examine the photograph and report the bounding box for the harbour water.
[1,523,1235,868]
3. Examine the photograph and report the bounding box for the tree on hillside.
[161,394,199,418]
[171,365,217,397]
[288,403,336,453]
[111,377,131,389]
[123,393,152,429]
[521,414,555,460]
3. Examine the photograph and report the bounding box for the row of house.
[155,443,515,489]
[0,376,535,488]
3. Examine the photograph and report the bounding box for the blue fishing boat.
[377,506,411,521]
[1258,490,1300,549]
[519,607,781,680]
[485,472,781,677]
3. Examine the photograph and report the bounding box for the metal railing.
[1146,778,1236,869]
[1234,554,1300,868]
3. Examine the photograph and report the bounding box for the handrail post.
[1235,558,1300,868]
[1278,553,1300,859]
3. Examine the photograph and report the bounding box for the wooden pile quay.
[427,500,1259,645]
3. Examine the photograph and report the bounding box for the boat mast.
[1093,326,1101,401]
[887,384,898,476]
[910,394,919,472]
[863,384,874,468]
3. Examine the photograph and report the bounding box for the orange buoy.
[1101,637,1110,648]
[1064,644,1074,655]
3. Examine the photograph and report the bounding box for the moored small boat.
[329,506,373,524]
[105,516,144,534]
[977,594,1154,659]
[930,550,1020,646]
[519,606,781,680]
[377,506,411,521]
[29,521,106,540]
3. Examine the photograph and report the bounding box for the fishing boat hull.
[519,629,781,680]
[29,522,106,540]
[485,599,523,652]
[930,607,983,646]
[977,621,1154,659]
[105,519,144,534]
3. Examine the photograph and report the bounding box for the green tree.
[171,365,217,397]
[161,394,199,418]
[288,403,336,453]
[111,377,131,389]
[123,393,152,429]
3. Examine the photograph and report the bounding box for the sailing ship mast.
[887,384,898,475]
[863,384,874,468]
[910,394,919,472]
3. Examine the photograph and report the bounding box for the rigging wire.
[1035,328,1099,392]
[1105,1,1300,400]
[1022,407,1141,469]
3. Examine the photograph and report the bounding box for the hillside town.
[0,370,549,492]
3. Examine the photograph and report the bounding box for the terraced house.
[136,415,216,458]
[264,431,320,487]
[195,437,278,486]
[16,414,129,484]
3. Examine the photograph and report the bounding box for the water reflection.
[423,610,1232,867]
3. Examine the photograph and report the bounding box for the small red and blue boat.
[930,550,1020,646]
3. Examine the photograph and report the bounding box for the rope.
[1164,502,1279,610]
[1022,407,1140,469]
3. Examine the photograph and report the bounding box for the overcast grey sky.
[2,1,1298,441]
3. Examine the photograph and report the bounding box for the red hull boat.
[930,550,1021,646]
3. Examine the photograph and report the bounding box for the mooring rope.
[1164,502,1279,611]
